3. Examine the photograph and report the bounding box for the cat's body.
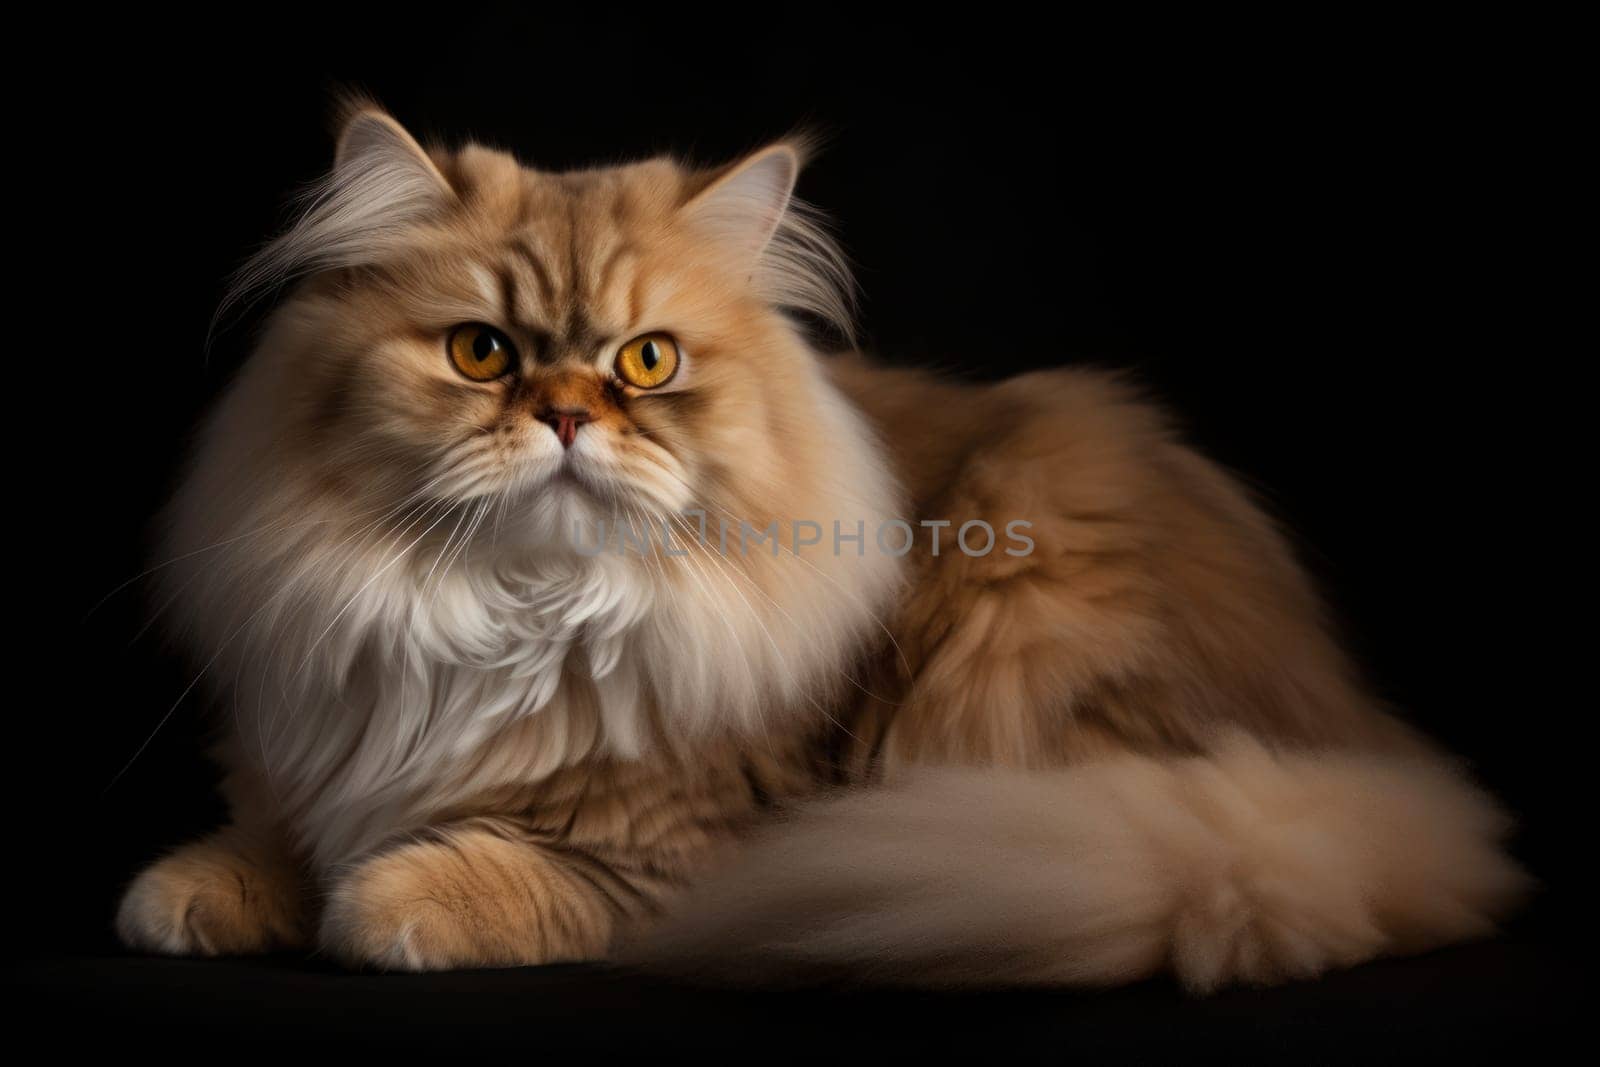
[116,107,1524,988]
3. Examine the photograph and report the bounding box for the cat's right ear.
[333,108,453,206]
[214,108,454,331]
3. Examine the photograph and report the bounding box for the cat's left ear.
[679,141,855,339]
[682,144,801,265]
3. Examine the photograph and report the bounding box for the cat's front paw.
[116,832,307,956]
[319,825,617,971]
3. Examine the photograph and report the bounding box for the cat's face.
[242,111,852,546]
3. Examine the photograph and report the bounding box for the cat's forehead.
[437,145,697,335]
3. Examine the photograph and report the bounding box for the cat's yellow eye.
[615,333,680,389]
[447,323,517,382]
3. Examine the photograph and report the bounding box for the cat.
[115,103,1525,989]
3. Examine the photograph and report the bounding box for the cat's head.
[177,106,903,743]
[211,105,867,546]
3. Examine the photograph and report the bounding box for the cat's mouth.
[491,430,611,494]
[538,448,626,506]
[492,424,692,517]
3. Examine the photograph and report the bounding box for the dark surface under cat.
[8,935,1574,1059]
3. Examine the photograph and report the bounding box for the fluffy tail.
[627,735,1527,991]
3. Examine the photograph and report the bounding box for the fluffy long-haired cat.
[117,104,1526,990]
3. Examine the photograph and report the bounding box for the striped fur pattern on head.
[220,111,854,344]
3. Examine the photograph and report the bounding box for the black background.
[8,5,1581,1046]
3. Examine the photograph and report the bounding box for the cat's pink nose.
[539,406,594,448]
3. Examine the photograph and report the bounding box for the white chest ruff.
[248,550,658,872]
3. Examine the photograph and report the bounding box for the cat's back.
[824,354,1187,518]
[825,352,1413,765]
